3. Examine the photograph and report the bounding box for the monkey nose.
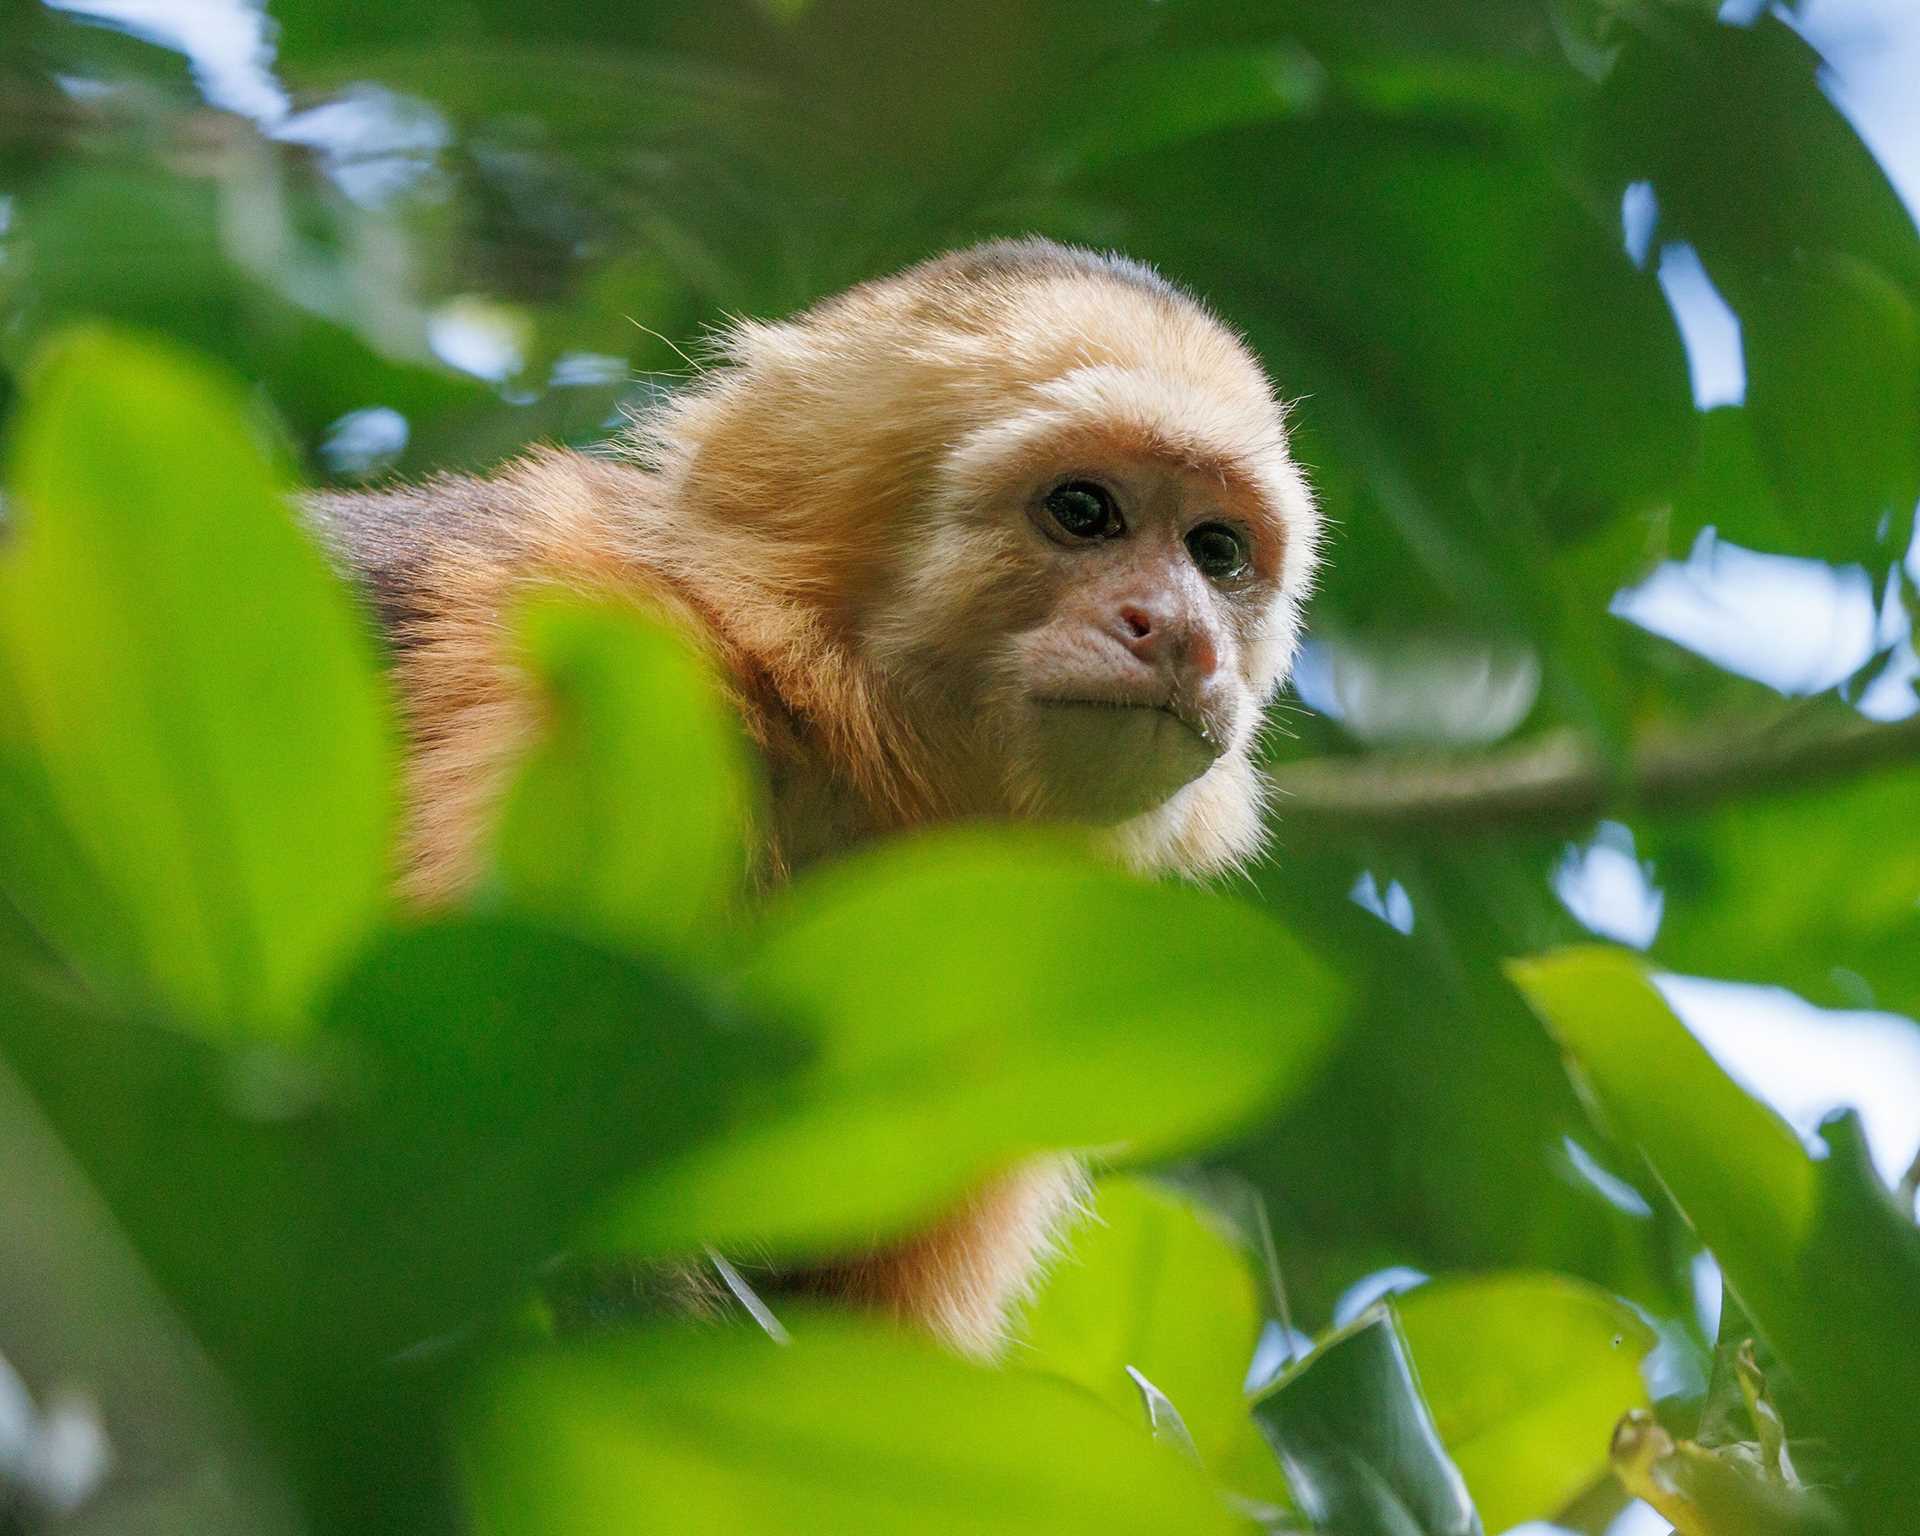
[1114,603,1219,679]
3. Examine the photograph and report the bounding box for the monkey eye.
[1044,480,1122,540]
[1186,522,1251,581]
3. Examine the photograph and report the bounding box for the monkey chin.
[1021,699,1224,824]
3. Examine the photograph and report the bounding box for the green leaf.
[1644,763,1920,1023]
[0,732,146,993]
[458,1316,1241,1536]
[316,920,804,1355]
[1590,16,1920,550]
[1253,1306,1484,1536]
[0,920,801,1450]
[596,830,1345,1261]
[1023,45,1324,181]
[1018,1177,1262,1475]
[1396,1272,1655,1532]
[1113,96,1697,557]
[1793,1111,1920,1536]
[495,597,756,956]
[1665,408,1802,557]
[1742,254,1920,545]
[1506,948,1816,1308]
[0,328,391,1038]
[1508,947,1920,1534]
[1593,18,1920,298]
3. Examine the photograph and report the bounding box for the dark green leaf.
[1021,45,1324,182]
[1644,764,1920,1022]
[1253,1307,1484,1536]
[1742,255,1920,546]
[0,919,801,1483]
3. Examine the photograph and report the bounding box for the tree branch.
[1266,707,1920,838]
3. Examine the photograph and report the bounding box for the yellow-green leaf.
[597,831,1345,1261]
[0,328,391,1037]
[495,597,755,956]
[1018,1177,1262,1472]
[460,1317,1240,1536]
[1398,1272,1654,1531]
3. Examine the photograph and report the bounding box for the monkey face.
[1001,458,1281,822]
[670,248,1322,862]
[870,446,1301,829]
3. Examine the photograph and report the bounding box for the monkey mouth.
[1032,696,1223,754]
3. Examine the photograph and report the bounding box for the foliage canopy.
[2,2,1917,1534]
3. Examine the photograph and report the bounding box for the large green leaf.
[0,919,799,1494]
[1742,254,1920,545]
[495,597,756,956]
[0,328,391,1038]
[1017,1177,1262,1474]
[1593,15,1920,293]
[1507,948,1816,1313]
[596,831,1345,1261]
[1021,45,1323,181]
[1664,408,1803,557]
[1253,1306,1484,1536]
[1509,947,1920,1535]
[458,1316,1241,1536]
[1229,852,1686,1333]
[1643,765,1920,1023]
[1791,1111,1920,1536]
[1396,1272,1654,1532]
[315,920,804,1355]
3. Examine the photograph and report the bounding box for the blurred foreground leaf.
[596,832,1345,1261]
[1018,1177,1262,1475]
[1396,1272,1654,1532]
[0,328,390,1037]
[1510,947,1920,1535]
[497,597,756,956]
[1253,1306,1483,1536]
[0,919,800,1524]
[459,1316,1240,1536]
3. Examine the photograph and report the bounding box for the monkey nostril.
[1119,605,1153,641]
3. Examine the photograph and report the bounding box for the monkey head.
[631,238,1321,877]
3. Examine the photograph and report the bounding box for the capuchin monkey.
[308,237,1321,1358]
